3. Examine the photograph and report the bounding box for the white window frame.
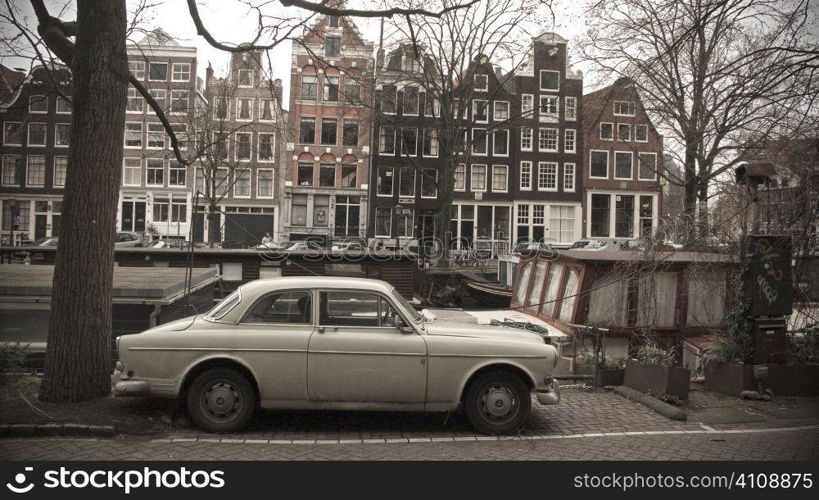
[472,99,489,124]
[1,155,19,186]
[471,128,488,156]
[423,128,439,158]
[470,164,487,192]
[238,69,254,88]
[258,98,276,122]
[493,101,510,121]
[127,87,144,114]
[379,125,396,156]
[213,97,230,120]
[538,128,558,152]
[638,152,659,181]
[474,74,488,91]
[129,61,145,80]
[171,63,191,82]
[421,168,438,199]
[521,94,534,118]
[28,95,48,114]
[26,156,46,187]
[27,122,47,146]
[520,161,532,191]
[537,162,557,192]
[233,168,252,198]
[170,90,189,114]
[56,97,71,114]
[493,129,509,157]
[374,207,392,238]
[520,127,533,152]
[564,129,576,153]
[236,97,253,121]
[565,96,577,121]
[539,70,560,91]
[53,156,68,188]
[376,166,394,197]
[257,133,275,162]
[614,151,634,180]
[257,168,275,199]
[3,122,21,145]
[123,158,142,187]
[124,122,143,149]
[618,123,631,142]
[600,122,614,141]
[235,132,253,162]
[54,123,70,147]
[146,122,166,150]
[635,124,649,143]
[563,162,575,192]
[539,95,559,121]
[402,86,419,116]
[492,164,508,193]
[145,158,164,187]
[613,101,635,116]
[168,162,187,188]
[148,62,168,82]
[454,164,466,192]
[589,150,609,179]
[149,88,166,110]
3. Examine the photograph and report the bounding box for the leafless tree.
[581,0,818,240]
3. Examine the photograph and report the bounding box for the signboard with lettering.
[747,235,793,317]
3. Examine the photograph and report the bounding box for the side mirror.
[395,316,414,334]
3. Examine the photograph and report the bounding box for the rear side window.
[243,291,312,324]
[319,291,399,328]
[205,288,242,320]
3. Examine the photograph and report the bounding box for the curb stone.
[0,423,116,438]
[614,385,688,421]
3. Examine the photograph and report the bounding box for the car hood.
[142,314,199,334]
[424,321,544,344]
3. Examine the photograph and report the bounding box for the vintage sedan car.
[112,277,560,434]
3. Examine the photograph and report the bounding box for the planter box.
[624,359,691,401]
[704,362,755,396]
[593,367,625,387]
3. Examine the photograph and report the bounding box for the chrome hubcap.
[201,381,242,422]
[479,384,517,422]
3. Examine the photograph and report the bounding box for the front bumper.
[536,378,560,405]
[111,368,150,397]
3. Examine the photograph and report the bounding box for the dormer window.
[238,69,254,87]
[474,74,488,91]
[614,101,636,116]
[329,15,340,28]
[539,70,559,91]
[404,56,421,73]
[325,36,341,57]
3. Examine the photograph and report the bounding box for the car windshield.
[391,288,422,323]
[204,288,242,320]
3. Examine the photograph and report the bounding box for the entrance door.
[121,200,146,232]
[34,215,47,240]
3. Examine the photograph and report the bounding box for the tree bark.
[39,0,127,402]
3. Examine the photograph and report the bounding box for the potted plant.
[624,338,691,401]
[593,357,626,387]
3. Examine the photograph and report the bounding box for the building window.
[344,80,361,105]
[321,118,337,145]
[538,128,558,152]
[328,15,340,27]
[148,63,167,81]
[146,159,164,186]
[123,158,141,187]
[639,195,654,237]
[396,209,414,238]
[639,152,657,180]
[520,161,531,190]
[54,156,68,187]
[235,132,252,161]
[539,95,558,120]
[618,123,631,141]
[403,87,419,115]
[56,97,70,114]
[172,63,191,82]
[325,36,341,57]
[454,164,465,191]
[600,122,614,141]
[399,167,415,196]
[564,129,576,153]
[299,117,316,144]
[381,84,396,114]
[590,150,608,178]
[3,122,22,145]
[494,101,509,121]
[169,161,186,187]
[521,127,533,151]
[2,155,19,186]
[424,94,440,117]
[27,123,47,146]
[472,128,488,155]
[471,164,487,192]
[147,122,166,149]
[521,94,534,118]
[517,204,530,225]
[614,151,633,179]
[472,100,488,123]
[258,133,275,161]
[26,156,45,186]
[474,74,488,91]
[213,97,229,119]
[550,206,575,243]
[153,197,168,222]
[377,167,394,196]
[334,195,360,237]
[564,163,575,192]
[319,164,335,187]
[259,98,276,121]
[301,74,318,101]
[236,98,252,120]
[29,95,48,113]
[213,132,229,159]
[379,125,396,155]
[238,69,254,87]
[340,120,359,147]
[291,194,308,226]
[297,163,313,186]
[55,123,70,147]
[127,87,143,113]
[635,124,648,142]
[129,60,145,80]
[613,101,635,116]
[375,207,391,237]
[148,89,166,113]
[565,96,577,121]
[340,164,356,187]
[125,122,143,148]
[615,194,635,237]
[539,70,559,91]
[324,76,340,102]
[215,168,229,196]
[493,129,509,156]
[421,169,437,198]
[234,169,251,197]
[169,90,189,114]
[400,127,418,156]
[537,162,557,191]
[423,128,439,157]
[590,194,610,237]
[257,169,274,197]
[492,165,508,192]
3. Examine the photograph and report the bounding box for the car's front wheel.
[464,371,531,435]
[186,368,256,433]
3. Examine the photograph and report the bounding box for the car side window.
[320,291,399,328]
[244,291,311,324]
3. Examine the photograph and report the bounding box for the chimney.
[206,62,213,86]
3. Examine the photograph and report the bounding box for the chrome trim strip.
[309,350,425,357]
[427,353,547,359]
[128,347,305,353]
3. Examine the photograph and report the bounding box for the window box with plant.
[624,338,691,402]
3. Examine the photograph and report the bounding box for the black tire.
[464,371,531,435]
[186,368,256,433]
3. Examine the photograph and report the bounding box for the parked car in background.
[331,240,366,252]
[569,240,608,251]
[514,241,554,253]
[113,277,561,434]
[280,240,324,251]
[115,231,144,247]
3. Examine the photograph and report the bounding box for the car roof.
[238,276,396,297]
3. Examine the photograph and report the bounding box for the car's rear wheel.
[465,371,531,435]
[186,368,256,433]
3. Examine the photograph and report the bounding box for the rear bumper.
[536,378,560,405]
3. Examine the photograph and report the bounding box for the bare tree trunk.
[434,156,455,266]
[39,0,127,402]
[697,181,710,238]
[682,149,698,243]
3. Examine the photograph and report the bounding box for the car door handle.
[317,327,325,334]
